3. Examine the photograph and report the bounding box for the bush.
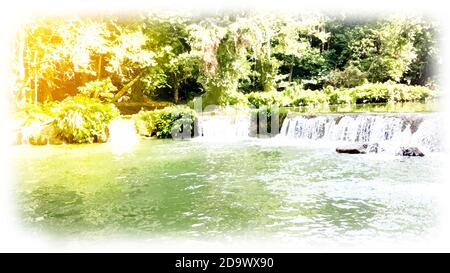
[134,105,197,139]
[16,103,55,127]
[323,65,368,88]
[246,91,291,108]
[289,90,329,106]
[324,86,355,104]
[77,78,117,102]
[53,96,120,143]
[133,110,158,137]
[400,85,436,101]
[15,103,59,145]
[223,92,249,106]
[349,82,436,104]
[16,96,120,144]
[243,82,436,107]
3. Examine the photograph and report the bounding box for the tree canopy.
[13,12,439,107]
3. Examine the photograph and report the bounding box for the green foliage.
[246,91,290,108]
[221,92,249,107]
[77,78,118,101]
[329,18,419,83]
[134,106,196,138]
[325,86,355,104]
[16,103,56,126]
[323,65,368,88]
[245,82,436,107]
[53,96,120,143]
[290,90,329,106]
[133,110,157,137]
[350,82,436,103]
[15,13,438,111]
[17,96,119,144]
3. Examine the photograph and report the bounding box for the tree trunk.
[17,30,27,105]
[18,30,25,81]
[97,55,102,80]
[174,82,179,103]
[92,56,102,99]
[288,64,293,83]
[33,51,38,105]
[113,72,143,102]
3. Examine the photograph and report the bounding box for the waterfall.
[279,113,441,153]
[194,111,442,153]
[196,114,251,140]
[109,118,138,146]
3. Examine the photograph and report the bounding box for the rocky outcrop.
[94,127,110,143]
[396,146,425,157]
[19,122,63,145]
[336,143,425,156]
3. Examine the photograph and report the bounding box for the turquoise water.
[14,138,442,240]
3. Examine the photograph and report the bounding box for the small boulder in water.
[397,147,425,157]
[336,143,382,154]
[336,144,369,154]
[367,143,381,153]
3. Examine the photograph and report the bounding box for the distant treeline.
[14,12,438,106]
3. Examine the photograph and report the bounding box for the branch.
[113,72,143,102]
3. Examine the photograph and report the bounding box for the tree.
[142,15,198,103]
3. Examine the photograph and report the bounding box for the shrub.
[324,86,355,105]
[53,96,120,143]
[400,85,436,101]
[246,91,291,108]
[323,65,368,88]
[289,90,329,106]
[16,103,55,127]
[349,82,436,104]
[350,83,390,103]
[133,110,157,137]
[77,78,117,102]
[134,105,197,139]
[222,92,249,106]
[16,96,120,144]
[15,103,59,145]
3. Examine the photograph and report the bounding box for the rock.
[367,143,383,153]
[336,144,368,154]
[24,123,63,145]
[29,135,49,145]
[95,132,108,143]
[397,147,425,157]
[336,143,383,154]
[14,129,23,145]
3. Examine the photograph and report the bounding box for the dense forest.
[14,12,438,105]
[13,11,440,144]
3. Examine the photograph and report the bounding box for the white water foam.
[279,113,441,153]
[196,114,252,141]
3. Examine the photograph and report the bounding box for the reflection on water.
[14,139,442,241]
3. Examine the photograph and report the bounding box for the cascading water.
[196,114,252,140]
[109,118,139,153]
[279,113,442,153]
[194,111,441,154]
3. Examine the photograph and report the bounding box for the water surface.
[14,138,442,241]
